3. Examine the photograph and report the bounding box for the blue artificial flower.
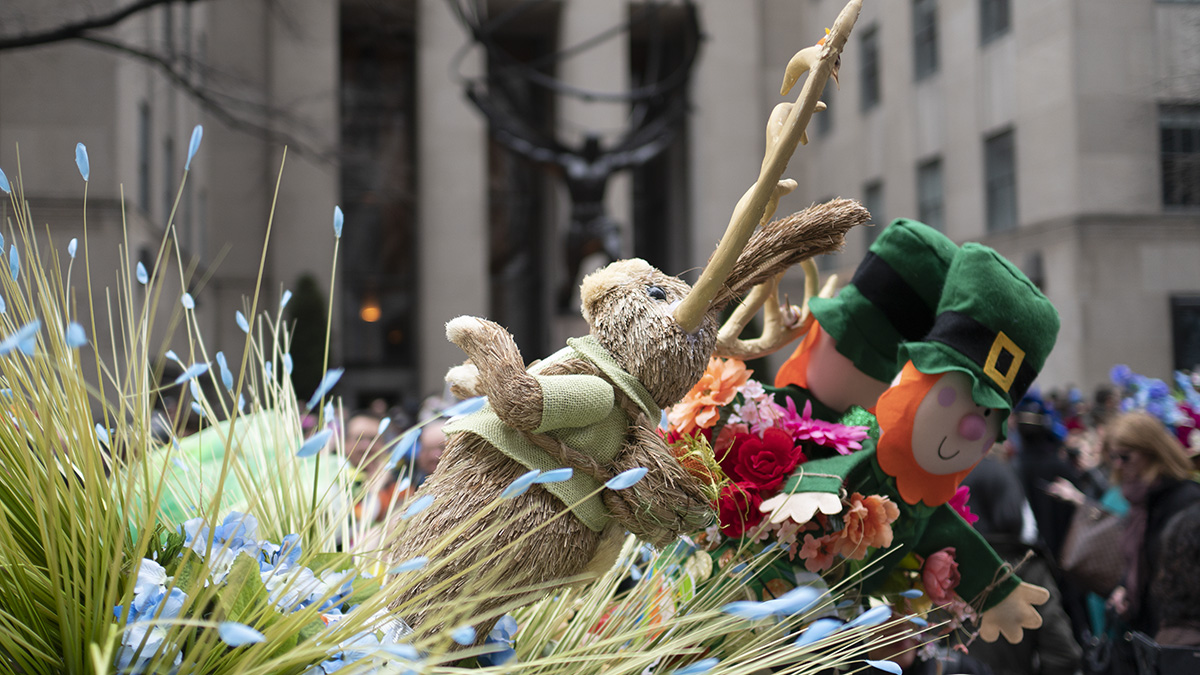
[477,615,519,667]
[1110,364,1133,387]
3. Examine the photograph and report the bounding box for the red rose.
[719,427,805,493]
[922,547,961,605]
[717,482,763,537]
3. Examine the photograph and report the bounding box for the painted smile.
[936,437,960,461]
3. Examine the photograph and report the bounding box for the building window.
[860,26,880,112]
[863,180,885,245]
[917,157,944,231]
[980,0,1010,44]
[1172,295,1200,371]
[1161,104,1200,208]
[912,0,938,81]
[138,102,151,214]
[163,137,175,224]
[985,128,1017,232]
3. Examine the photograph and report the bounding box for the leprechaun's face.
[910,371,1001,475]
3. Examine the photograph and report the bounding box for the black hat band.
[924,310,1039,404]
[851,252,937,342]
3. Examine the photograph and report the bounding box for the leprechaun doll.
[762,243,1059,644]
[772,219,958,422]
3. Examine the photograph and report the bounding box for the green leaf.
[297,617,327,642]
[343,576,383,608]
[173,549,206,591]
[219,553,269,624]
[306,552,352,574]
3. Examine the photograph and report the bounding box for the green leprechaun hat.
[901,243,1060,416]
[807,218,958,383]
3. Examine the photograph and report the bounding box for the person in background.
[963,446,1082,675]
[345,409,400,524]
[1150,502,1200,648]
[1103,412,1200,637]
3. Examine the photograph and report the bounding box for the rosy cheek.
[958,413,987,441]
[937,386,957,408]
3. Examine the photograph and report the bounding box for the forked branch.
[672,0,862,333]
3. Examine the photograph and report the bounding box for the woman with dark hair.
[1151,502,1200,647]
[1106,412,1200,636]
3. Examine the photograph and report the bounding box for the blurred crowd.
[936,370,1200,675]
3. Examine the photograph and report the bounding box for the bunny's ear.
[671,0,863,333]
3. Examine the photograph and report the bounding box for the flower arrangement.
[665,357,982,643]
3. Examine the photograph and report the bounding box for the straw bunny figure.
[386,1,867,642]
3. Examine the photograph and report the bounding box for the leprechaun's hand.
[977,582,1050,644]
[760,492,842,525]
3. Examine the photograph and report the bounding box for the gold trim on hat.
[984,330,1024,393]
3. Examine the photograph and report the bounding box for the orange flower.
[833,493,901,559]
[667,358,752,435]
[798,533,838,573]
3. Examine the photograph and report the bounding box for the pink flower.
[949,486,979,525]
[921,548,962,605]
[798,533,838,572]
[729,380,791,434]
[779,400,870,455]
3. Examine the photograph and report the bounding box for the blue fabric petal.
[865,660,903,674]
[236,310,250,333]
[218,622,265,646]
[136,262,148,285]
[181,293,194,309]
[66,323,87,348]
[9,245,18,281]
[845,605,892,630]
[67,238,77,258]
[500,469,541,499]
[451,625,475,646]
[75,143,90,181]
[533,468,573,484]
[333,206,344,238]
[402,494,435,519]
[0,320,40,356]
[174,363,209,385]
[297,429,332,458]
[794,617,843,647]
[186,125,203,170]
[0,167,9,194]
[306,368,344,411]
[605,467,648,490]
[388,556,428,574]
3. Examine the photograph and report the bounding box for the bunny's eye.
[647,285,667,301]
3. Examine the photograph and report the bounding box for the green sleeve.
[917,505,1021,612]
[781,450,875,495]
[532,374,615,434]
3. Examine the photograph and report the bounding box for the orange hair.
[876,362,981,507]
[773,321,822,389]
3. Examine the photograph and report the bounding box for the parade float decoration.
[385,0,870,646]
[0,1,944,672]
[670,243,1063,648]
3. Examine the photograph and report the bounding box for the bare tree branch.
[78,34,336,164]
[0,0,199,51]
